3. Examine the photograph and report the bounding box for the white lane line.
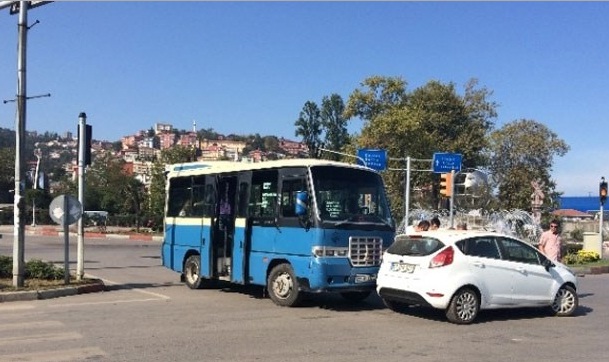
[0,303,35,312]
[0,346,106,362]
[0,332,82,346]
[88,274,172,300]
[0,320,64,332]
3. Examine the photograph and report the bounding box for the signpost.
[49,194,82,284]
[433,153,462,228]
[432,152,462,173]
[357,149,387,171]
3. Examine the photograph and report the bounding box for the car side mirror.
[542,258,554,272]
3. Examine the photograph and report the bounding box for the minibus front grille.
[349,236,383,267]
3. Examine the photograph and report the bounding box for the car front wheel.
[551,285,578,316]
[446,287,480,324]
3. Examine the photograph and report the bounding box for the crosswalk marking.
[0,331,82,346]
[0,320,64,332]
[0,347,106,362]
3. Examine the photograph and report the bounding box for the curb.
[0,279,106,303]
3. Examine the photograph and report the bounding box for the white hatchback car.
[376,230,579,324]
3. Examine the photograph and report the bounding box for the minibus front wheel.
[267,263,302,307]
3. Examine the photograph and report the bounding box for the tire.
[551,285,578,317]
[446,287,480,324]
[340,291,372,303]
[267,264,302,307]
[382,298,411,313]
[184,255,204,290]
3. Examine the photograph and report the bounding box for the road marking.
[0,332,82,346]
[0,320,64,332]
[44,275,171,308]
[0,303,35,312]
[90,274,172,300]
[0,347,105,362]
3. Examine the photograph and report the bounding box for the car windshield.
[311,166,392,226]
[387,235,445,256]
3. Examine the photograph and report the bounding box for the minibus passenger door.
[231,171,252,284]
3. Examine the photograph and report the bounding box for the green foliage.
[0,256,64,280]
[294,101,322,158]
[0,255,11,278]
[345,76,497,221]
[570,228,584,242]
[320,94,349,160]
[488,119,569,210]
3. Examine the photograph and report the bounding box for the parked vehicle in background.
[376,230,579,324]
[161,159,395,306]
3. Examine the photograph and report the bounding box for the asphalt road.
[1,234,608,362]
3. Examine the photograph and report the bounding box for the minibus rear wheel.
[184,255,204,289]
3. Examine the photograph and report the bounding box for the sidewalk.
[0,224,162,242]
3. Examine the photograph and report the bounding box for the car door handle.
[472,261,485,268]
[516,267,527,274]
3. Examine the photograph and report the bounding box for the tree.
[320,94,349,160]
[148,145,198,218]
[345,76,497,222]
[343,76,409,123]
[488,119,569,210]
[0,148,15,203]
[294,101,322,158]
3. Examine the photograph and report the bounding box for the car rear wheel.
[446,287,479,324]
[551,285,578,316]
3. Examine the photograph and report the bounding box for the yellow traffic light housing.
[440,173,453,197]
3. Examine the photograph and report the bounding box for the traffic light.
[600,178,608,205]
[77,123,92,166]
[440,173,453,197]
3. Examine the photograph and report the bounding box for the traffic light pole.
[77,113,87,280]
[449,169,455,228]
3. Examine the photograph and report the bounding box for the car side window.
[497,237,541,265]
[458,237,501,259]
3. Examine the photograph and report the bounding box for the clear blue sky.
[1,1,607,197]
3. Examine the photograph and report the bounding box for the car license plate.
[391,262,416,273]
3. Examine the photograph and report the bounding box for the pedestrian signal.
[440,173,453,197]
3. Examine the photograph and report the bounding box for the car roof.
[396,229,517,245]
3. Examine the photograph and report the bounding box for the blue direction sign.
[357,149,387,171]
[432,152,462,173]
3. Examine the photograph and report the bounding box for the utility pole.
[3,1,52,287]
[12,1,29,288]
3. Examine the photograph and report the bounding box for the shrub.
[570,228,584,242]
[0,256,64,280]
[563,250,601,265]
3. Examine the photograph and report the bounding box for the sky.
[0,1,607,197]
